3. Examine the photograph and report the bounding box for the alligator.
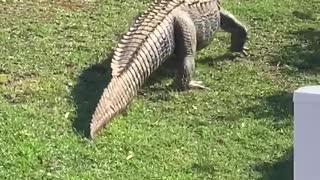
[89,0,248,139]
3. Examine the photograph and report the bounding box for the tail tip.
[89,122,98,140]
[89,119,107,140]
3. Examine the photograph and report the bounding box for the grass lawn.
[0,0,319,179]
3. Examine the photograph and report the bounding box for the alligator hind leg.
[173,11,209,91]
[220,8,249,57]
[175,55,208,91]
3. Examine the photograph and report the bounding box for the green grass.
[0,0,319,179]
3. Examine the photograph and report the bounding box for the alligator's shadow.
[71,54,113,138]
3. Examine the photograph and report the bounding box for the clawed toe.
[189,80,210,90]
[230,45,249,58]
[231,49,248,58]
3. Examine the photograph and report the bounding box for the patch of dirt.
[0,0,96,22]
[5,72,38,86]
[2,72,40,104]
[39,0,96,11]
[1,3,56,22]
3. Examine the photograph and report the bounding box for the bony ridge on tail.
[89,0,249,139]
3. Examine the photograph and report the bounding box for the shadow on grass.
[254,148,293,180]
[71,54,113,138]
[197,53,238,66]
[243,91,293,122]
[272,28,320,74]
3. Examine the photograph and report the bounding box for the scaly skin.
[89,0,248,139]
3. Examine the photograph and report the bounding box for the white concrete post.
[294,86,320,180]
